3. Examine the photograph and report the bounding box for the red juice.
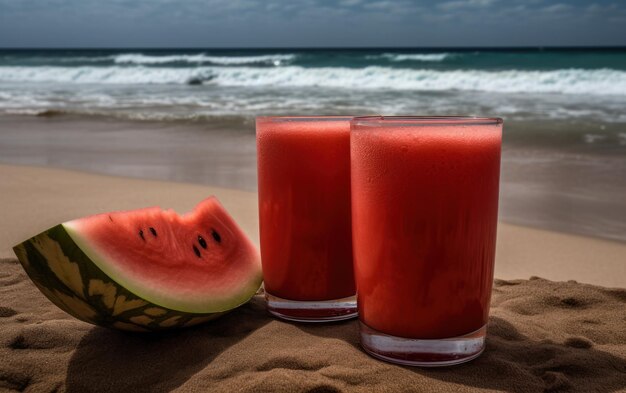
[256,116,356,321]
[351,116,502,365]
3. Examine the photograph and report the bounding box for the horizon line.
[1,45,625,51]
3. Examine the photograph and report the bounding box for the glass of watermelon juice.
[351,116,502,366]
[256,116,357,322]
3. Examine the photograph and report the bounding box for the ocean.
[0,48,625,241]
[1,48,626,123]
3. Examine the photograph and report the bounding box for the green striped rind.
[13,224,229,332]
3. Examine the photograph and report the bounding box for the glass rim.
[351,116,503,127]
[257,115,354,123]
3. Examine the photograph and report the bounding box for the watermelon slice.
[13,197,262,332]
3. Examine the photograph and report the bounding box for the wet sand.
[1,115,625,242]
[0,115,258,191]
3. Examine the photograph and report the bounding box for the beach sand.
[1,164,625,288]
[2,115,626,243]
[0,164,625,392]
[1,261,626,392]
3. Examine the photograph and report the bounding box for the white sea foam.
[1,66,626,96]
[375,53,453,62]
[112,53,295,66]
[0,66,207,84]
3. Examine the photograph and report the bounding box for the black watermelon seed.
[192,245,201,258]
[138,230,145,241]
[211,229,221,243]
[108,215,113,222]
[149,227,157,237]
[198,235,207,249]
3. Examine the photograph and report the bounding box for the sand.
[0,115,258,192]
[1,259,625,392]
[2,115,626,242]
[1,164,625,288]
[1,164,626,392]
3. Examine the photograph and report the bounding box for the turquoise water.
[2,48,626,70]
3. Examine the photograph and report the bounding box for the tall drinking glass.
[256,116,357,322]
[351,116,502,366]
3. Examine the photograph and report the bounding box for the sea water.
[0,48,625,241]
[1,48,625,122]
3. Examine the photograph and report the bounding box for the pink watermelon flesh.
[64,197,262,313]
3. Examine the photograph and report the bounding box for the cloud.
[340,0,362,6]
[542,3,572,13]
[0,0,624,47]
[438,0,497,11]
[363,1,395,10]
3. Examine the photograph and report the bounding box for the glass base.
[359,321,486,367]
[265,292,358,322]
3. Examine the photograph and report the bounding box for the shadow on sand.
[295,316,626,392]
[66,282,626,393]
[65,297,271,393]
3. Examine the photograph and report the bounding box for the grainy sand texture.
[1,165,625,392]
[1,258,625,392]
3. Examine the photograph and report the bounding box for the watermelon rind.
[13,223,261,332]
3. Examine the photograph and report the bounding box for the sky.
[0,0,625,48]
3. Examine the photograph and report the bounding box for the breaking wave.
[112,53,296,66]
[1,65,625,95]
[370,53,453,62]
